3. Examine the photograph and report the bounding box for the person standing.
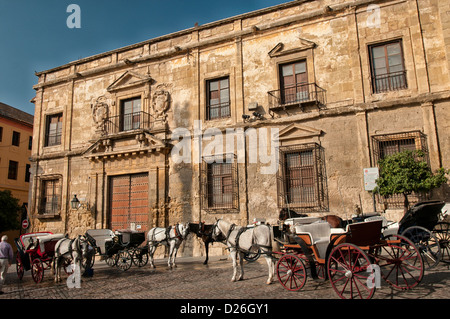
[0,235,14,294]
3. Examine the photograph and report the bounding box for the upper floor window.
[207,77,230,120]
[8,160,18,180]
[45,113,63,146]
[12,131,20,146]
[120,97,141,131]
[0,126,3,142]
[25,164,31,183]
[369,40,407,93]
[279,60,309,104]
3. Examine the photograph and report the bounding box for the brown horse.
[278,208,344,228]
[188,222,225,265]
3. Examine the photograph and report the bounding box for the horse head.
[179,222,190,239]
[211,218,225,241]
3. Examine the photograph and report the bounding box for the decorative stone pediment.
[83,132,168,161]
[276,123,322,143]
[107,71,152,92]
[268,38,316,58]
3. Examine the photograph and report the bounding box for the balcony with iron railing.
[104,111,165,135]
[372,70,407,93]
[268,82,326,113]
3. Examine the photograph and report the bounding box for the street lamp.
[71,194,80,210]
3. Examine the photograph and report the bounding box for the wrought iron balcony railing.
[105,111,154,135]
[372,71,407,93]
[268,82,326,112]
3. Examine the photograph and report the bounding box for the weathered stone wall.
[29,0,450,258]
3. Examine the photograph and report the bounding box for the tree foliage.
[375,150,449,212]
[0,190,21,233]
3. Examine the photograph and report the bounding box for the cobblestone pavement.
[1,255,449,301]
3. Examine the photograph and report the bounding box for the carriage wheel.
[433,222,450,264]
[376,234,424,290]
[132,249,149,267]
[16,252,24,280]
[116,250,132,271]
[31,258,44,283]
[105,254,117,267]
[276,254,307,291]
[401,226,441,269]
[327,243,375,299]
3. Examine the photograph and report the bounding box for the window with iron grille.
[277,143,328,212]
[371,131,429,208]
[40,178,62,215]
[200,155,238,211]
[369,40,407,93]
[45,113,63,146]
[206,77,230,120]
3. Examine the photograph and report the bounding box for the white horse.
[147,222,190,269]
[212,218,275,284]
[52,235,90,283]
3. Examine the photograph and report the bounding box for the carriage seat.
[293,222,343,258]
[284,216,322,226]
[364,216,399,237]
[35,233,64,253]
[86,229,116,255]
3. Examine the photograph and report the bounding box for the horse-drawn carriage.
[365,200,448,269]
[85,229,148,271]
[273,215,425,299]
[14,232,65,283]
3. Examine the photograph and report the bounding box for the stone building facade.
[29,0,450,258]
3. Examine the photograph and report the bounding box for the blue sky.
[0,0,290,115]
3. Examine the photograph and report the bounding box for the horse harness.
[150,224,184,244]
[224,223,271,255]
[57,235,82,260]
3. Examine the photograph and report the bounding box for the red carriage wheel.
[31,258,44,283]
[327,243,375,299]
[375,234,424,290]
[276,254,307,291]
[16,252,24,280]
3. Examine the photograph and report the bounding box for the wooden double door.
[109,173,149,232]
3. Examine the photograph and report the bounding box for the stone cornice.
[33,0,392,90]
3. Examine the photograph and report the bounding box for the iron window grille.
[39,176,62,216]
[277,143,328,212]
[371,131,429,208]
[200,154,239,212]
